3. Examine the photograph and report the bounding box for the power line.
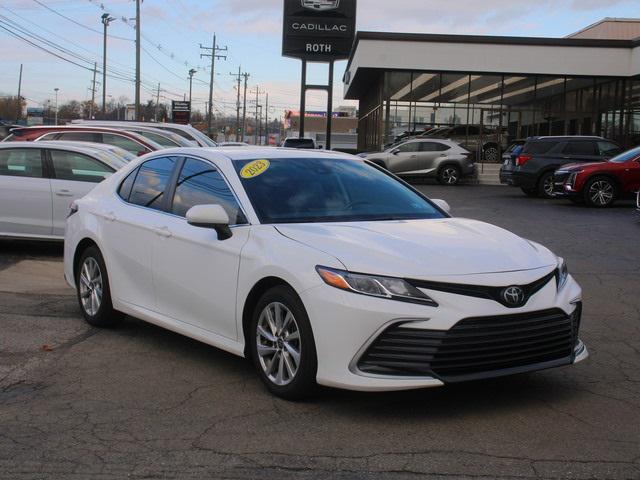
[31,0,134,42]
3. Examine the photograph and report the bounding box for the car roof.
[140,147,358,166]
[0,141,127,169]
[527,136,606,141]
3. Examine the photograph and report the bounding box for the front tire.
[249,286,317,400]
[75,246,123,327]
[584,176,616,207]
[437,165,461,186]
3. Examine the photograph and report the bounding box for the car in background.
[0,141,126,240]
[363,138,475,185]
[0,121,19,141]
[425,125,506,162]
[63,147,585,399]
[70,120,217,147]
[282,138,317,149]
[219,142,250,147]
[118,126,193,148]
[47,141,137,163]
[552,145,640,207]
[4,126,162,156]
[501,136,622,198]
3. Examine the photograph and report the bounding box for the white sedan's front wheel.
[250,286,317,400]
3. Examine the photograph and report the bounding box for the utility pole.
[264,92,269,145]
[241,72,250,142]
[188,68,196,104]
[230,66,242,141]
[250,85,265,145]
[101,13,115,117]
[154,83,160,122]
[200,34,227,138]
[90,62,98,119]
[54,88,59,125]
[134,0,141,120]
[16,64,23,122]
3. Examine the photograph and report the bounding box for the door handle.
[54,189,74,197]
[153,226,172,238]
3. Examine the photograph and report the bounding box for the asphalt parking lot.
[1,185,639,480]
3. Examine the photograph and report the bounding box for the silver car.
[0,141,126,240]
[364,139,475,185]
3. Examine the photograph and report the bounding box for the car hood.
[558,161,603,172]
[275,218,557,279]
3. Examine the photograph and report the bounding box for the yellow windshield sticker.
[240,159,270,179]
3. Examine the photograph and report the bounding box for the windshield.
[234,157,446,224]
[609,146,640,163]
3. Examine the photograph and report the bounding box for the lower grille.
[357,308,580,382]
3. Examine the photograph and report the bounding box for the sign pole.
[325,60,334,150]
[299,60,307,139]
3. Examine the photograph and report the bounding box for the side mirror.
[432,199,451,215]
[186,204,232,240]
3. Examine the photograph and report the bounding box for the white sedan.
[63,148,587,399]
[0,141,126,240]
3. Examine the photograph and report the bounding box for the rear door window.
[419,142,449,152]
[56,132,100,142]
[101,133,148,155]
[49,150,113,183]
[0,149,44,178]
[562,141,598,156]
[523,141,557,155]
[128,157,178,211]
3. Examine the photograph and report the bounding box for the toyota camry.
[64,148,587,399]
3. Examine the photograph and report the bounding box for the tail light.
[516,154,532,167]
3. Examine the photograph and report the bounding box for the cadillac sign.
[283,0,357,61]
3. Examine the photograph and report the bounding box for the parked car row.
[500,135,640,208]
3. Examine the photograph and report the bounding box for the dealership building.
[343,18,640,155]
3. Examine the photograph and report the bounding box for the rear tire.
[537,171,555,199]
[521,186,538,197]
[583,176,617,208]
[483,145,499,163]
[249,286,318,401]
[437,165,461,186]
[75,246,123,328]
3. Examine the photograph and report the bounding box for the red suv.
[4,126,161,156]
[553,146,640,207]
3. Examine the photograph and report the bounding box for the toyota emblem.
[502,286,526,307]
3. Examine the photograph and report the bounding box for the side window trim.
[174,155,250,226]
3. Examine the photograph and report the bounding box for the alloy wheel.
[256,302,301,386]
[441,167,459,185]
[484,147,499,163]
[543,175,554,197]
[589,180,614,206]
[79,257,103,316]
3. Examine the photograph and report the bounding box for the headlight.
[316,266,438,307]
[556,258,569,291]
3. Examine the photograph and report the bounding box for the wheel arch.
[241,276,297,357]
[73,237,100,281]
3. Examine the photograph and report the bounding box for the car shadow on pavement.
[113,313,580,418]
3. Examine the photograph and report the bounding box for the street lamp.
[101,13,115,117]
[188,68,196,104]
[53,90,59,125]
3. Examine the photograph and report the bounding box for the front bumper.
[302,272,586,392]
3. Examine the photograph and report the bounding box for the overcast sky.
[0,0,637,118]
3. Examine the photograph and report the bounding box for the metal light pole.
[54,88,59,125]
[188,68,196,104]
[101,13,115,117]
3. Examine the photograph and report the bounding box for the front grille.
[357,308,580,382]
